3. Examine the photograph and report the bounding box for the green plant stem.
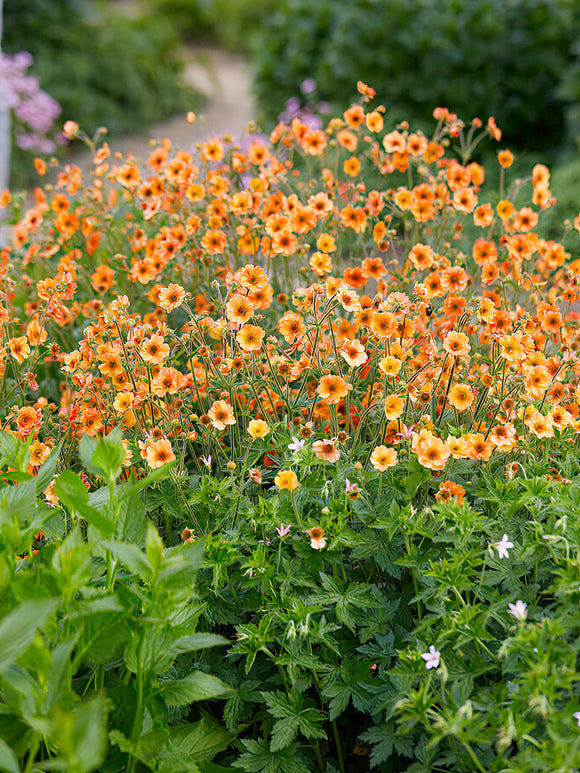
[331,719,346,773]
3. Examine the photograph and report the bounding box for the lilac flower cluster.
[0,51,64,153]
[278,79,330,130]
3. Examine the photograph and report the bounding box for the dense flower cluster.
[2,87,580,503]
[0,51,62,153]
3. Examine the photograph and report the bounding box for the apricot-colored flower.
[448,383,474,411]
[145,438,176,469]
[443,331,471,357]
[370,445,398,471]
[141,335,169,364]
[247,419,269,439]
[237,324,265,352]
[9,337,30,364]
[317,375,352,405]
[274,469,299,491]
[313,438,340,463]
[309,526,326,550]
[208,400,236,430]
[466,433,494,461]
[226,294,254,325]
[158,283,186,311]
[339,339,367,368]
[412,429,450,471]
[384,395,405,420]
[435,480,465,505]
[278,311,305,343]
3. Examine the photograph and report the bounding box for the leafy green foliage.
[252,0,580,151]
[0,431,230,772]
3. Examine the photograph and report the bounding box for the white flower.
[494,534,514,559]
[421,645,440,670]
[574,711,580,728]
[508,600,528,621]
[199,454,212,468]
[288,437,305,453]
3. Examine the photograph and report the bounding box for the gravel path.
[69,44,255,171]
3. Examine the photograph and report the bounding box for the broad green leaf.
[172,718,233,761]
[0,599,58,673]
[91,426,125,482]
[102,540,153,581]
[0,739,19,773]
[54,470,115,536]
[159,671,233,705]
[34,442,62,495]
[170,633,230,656]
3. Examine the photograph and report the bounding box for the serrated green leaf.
[159,671,233,705]
[270,716,300,752]
[102,540,153,581]
[170,633,230,655]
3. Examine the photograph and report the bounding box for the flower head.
[276,523,291,538]
[508,600,527,621]
[421,645,440,670]
[309,526,326,550]
[275,469,299,491]
[494,534,514,559]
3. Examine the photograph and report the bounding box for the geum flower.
[208,400,236,430]
[312,438,340,462]
[316,375,352,405]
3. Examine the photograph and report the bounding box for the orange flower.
[443,331,471,357]
[16,406,41,438]
[317,375,352,405]
[9,336,31,364]
[145,438,176,469]
[448,383,474,411]
[370,445,398,471]
[489,423,516,448]
[237,324,265,352]
[274,469,299,491]
[497,150,514,168]
[141,335,169,364]
[384,395,405,420]
[309,525,326,550]
[278,311,305,343]
[313,438,340,463]
[412,429,450,471]
[447,436,470,459]
[208,400,236,430]
[339,339,367,367]
[466,433,493,461]
[226,294,255,325]
[435,480,465,505]
[158,283,186,311]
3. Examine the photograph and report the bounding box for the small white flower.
[573,711,580,728]
[494,534,514,559]
[421,645,440,670]
[508,600,528,621]
[288,437,305,453]
[199,454,212,468]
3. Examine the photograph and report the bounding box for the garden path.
[69,44,255,172]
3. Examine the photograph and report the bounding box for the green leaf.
[270,717,299,752]
[91,426,125,482]
[170,633,230,656]
[0,599,58,673]
[54,470,115,537]
[172,718,233,760]
[0,739,19,773]
[159,671,233,705]
[102,540,153,581]
[34,441,62,495]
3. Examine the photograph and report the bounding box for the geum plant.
[1,82,580,769]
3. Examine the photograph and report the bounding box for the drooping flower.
[309,526,326,550]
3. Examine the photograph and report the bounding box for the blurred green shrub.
[145,0,277,52]
[3,0,197,138]
[252,0,580,151]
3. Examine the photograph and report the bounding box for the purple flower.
[275,523,291,538]
[300,78,317,95]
